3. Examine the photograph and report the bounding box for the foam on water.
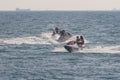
[0,32,89,45]
[53,45,120,54]
[0,32,58,45]
[53,47,67,52]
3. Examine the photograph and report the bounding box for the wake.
[0,32,58,45]
[52,45,120,54]
[1,32,120,54]
[0,32,89,45]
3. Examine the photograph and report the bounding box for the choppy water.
[0,11,120,80]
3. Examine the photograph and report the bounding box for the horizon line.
[0,9,118,11]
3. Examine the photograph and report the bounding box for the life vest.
[77,39,84,45]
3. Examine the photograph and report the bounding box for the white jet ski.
[64,41,79,52]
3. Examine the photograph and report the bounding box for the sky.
[0,0,120,10]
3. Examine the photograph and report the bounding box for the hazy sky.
[0,0,120,10]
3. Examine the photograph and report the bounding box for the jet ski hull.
[57,34,72,42]
[64,45,79,52]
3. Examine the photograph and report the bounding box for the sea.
[0,11,120,80]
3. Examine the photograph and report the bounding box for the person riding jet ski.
[76,36,84,50]
[52,27,61,36]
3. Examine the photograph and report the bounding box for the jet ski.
[64,41,79,52]
[57,32,72,42]
[52,30,72,42]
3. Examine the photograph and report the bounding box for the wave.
[52,45,120,54]
[0,32,89,45]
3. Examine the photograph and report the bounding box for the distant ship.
[112,8,120,11]
[16,8,31,11]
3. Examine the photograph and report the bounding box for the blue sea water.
[0,11,120,80]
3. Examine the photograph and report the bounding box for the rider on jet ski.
[60,30,72,37]
[52,27,61,36]
[75,36,84,49]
